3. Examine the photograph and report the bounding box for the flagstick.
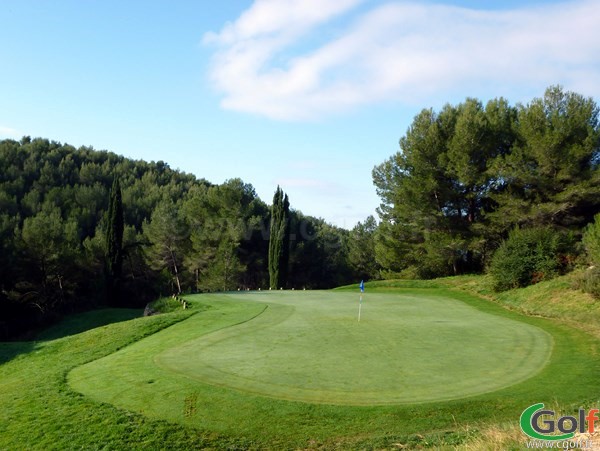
[358,294,362,322]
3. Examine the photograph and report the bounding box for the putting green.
[70,290,552,407]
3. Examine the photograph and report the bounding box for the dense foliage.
[583,213,600,266]
[268,186,290,289]
[581,213,600,297]
[3,86,597,335]
[0,138,356,337]
[373,86,600,284]
[488,227,574,291]
[105,177,124,305]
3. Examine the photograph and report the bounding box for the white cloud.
[203,0,363,45]
[0,126,20,139]
[204,0,600,120]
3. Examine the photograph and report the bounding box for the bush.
[580,214,600,298]
[489,227,572,291]
[148,296,184,314]
[579,267,600,299]
[397,266,421,280]
[583,213,600,265]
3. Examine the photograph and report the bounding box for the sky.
[1,0,599,228]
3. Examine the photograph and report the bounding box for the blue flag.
[359,280,364,293]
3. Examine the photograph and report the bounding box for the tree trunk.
[170,249,182,294]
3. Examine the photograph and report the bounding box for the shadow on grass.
[35,308,143,341]
[0,308,142,365]
[0,341,36,366]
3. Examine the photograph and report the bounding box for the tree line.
[3,85,597,337]
[372,85,599,286]
[0,138,364,337]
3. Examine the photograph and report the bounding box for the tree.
[19,207,79,311]
[268,186,290,289]
[312,220,352,288]
[371,87,600,279]
[286,213,353,289]
[202,239,246,292]
[348,215,380,280]
[182,179,267,291]
[105,176,124,305]
[0,214,18,302]
[491,86,600,230]
[144,200,189,294]
[372,101,502,277]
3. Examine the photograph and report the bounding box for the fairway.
[70,290,552,406]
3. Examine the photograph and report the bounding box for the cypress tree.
[105,176,124,305]
[268,186,290,289]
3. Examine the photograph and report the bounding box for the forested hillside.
[2,85,598,338]
[0,138,357,337]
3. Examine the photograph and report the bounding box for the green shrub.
[397,266,421,280]
[489,227,571,291]
[149,297,185,313]
[579,267,600,299]
[578,214,600,298]
[583,213,600,265]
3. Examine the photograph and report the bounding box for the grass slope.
[1,278,599,449]
[439,271,600,339]
[0,309,234,450]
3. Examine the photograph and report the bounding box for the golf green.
[70,290,552,407]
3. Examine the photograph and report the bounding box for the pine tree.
[348,215,380,281]
[144,200,188,294]
[105,176,124,305]
[268,186,290,289]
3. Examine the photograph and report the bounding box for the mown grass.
[1,276,599,449]
[0,308,261,450]
[74,291,552,406]
[61,289,600,447]
[349,273,600,449]
[342,271,600,340]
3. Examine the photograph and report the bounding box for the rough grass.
[149,296,192,314]
[438,270,600,340]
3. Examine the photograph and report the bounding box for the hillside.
[0,137,355,338]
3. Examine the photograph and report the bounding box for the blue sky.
[1,0,598,228]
